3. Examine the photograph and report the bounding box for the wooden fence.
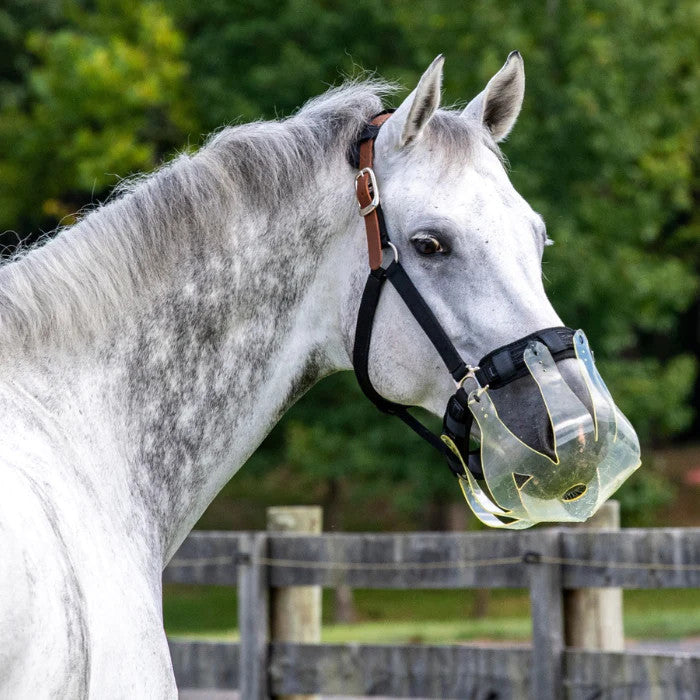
[164,520,700,699]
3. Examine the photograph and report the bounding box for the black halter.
[350,113,576,479]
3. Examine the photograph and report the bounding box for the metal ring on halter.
[455,365,481,390]
[377,241,399,270]
[384,241,399,264]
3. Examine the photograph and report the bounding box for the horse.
[0,52,600,695]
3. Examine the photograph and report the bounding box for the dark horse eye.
[411,235,444,255]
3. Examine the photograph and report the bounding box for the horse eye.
[411,235,444,255]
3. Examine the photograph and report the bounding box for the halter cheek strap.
[350,113,577,478]
[351,113,466,463]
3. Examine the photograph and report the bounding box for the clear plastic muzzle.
[442,330,641,529]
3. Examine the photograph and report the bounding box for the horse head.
[340,55,640,527]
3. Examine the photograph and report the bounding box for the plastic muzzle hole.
[562,483,587,502]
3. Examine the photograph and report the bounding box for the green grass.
[163,585,700,643]
[321,618,532,644]
[163,584,239,636]
[623,588,700,638]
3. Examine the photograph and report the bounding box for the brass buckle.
[355,167,380,216]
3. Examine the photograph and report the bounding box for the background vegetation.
[1,0,698,531]
[162,585,700,643]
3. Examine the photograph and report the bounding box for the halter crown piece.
[350,113,641,529]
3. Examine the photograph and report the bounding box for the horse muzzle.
[441,329,641,529]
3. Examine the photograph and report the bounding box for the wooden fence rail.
[167,640,700,699]
[164,523,700,699]
[166,528,700,589]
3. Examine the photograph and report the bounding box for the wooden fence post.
[239,531,270,700]
[528,528,565,700]
[267,506,322,700]
[564,500,624,650]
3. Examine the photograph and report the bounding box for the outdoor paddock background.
[164,520,700,698]
[2,0,699,645]
[1,1,698,535]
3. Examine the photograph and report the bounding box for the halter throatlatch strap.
[351,113,578,478]
[353,265,455,459]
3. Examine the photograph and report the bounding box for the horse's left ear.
[383,54,444,150]
[463,51,525,142]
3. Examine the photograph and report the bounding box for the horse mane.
[0,78,493,354]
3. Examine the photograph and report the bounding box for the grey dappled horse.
[0,54,588,695]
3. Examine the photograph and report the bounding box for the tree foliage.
[1,0,697,528]
[166,0,417,129]
[0,0,193,236]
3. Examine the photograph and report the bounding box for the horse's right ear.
[382,55,444,150]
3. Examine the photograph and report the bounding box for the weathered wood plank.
[238,532,270,700]
[527,530,564,700]
[564,649,700,700]
[164,528,700,590]
[560,528,700,589]
[168,639,239,689]
[268,642,531,698]
[267,531,538,589]
[164,531,243,586]
[167,639,700,700]
[266,529,700,589]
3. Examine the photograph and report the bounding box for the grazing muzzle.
[441,330,640,529]
[351,113,641,529]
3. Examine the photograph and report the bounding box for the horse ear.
[384,55,444,149]
[463,51,525,142]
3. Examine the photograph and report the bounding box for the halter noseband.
[350,113,577,480]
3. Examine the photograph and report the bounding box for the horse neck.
[105,160,356,563]
[1,150,359,566]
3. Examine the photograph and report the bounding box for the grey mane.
[0,78,494,354]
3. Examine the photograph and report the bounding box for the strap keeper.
[491,349,516,384]
[538,328,567,354]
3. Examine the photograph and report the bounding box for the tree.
[0,0,194,241]
[1,0,697,529]
[391,0,699,444]
[165,0,418,129]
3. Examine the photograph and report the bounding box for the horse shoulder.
[0,462,92,697]
[0,458,177,697]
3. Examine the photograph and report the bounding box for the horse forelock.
[426,110,505,167]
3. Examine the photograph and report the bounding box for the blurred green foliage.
[1,0,698,527]
[166,0,417,130]
[0,0,194,230]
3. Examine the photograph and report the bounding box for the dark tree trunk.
[324,477,356,624]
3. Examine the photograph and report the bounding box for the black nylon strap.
[353,267,454,459]
[394,406,455,457]
[442,388,483,479]
[353,268,398,414]
[384,261,468,382]
[474,326,576,389]
[348,109,396,168]
[375,206,391,248]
